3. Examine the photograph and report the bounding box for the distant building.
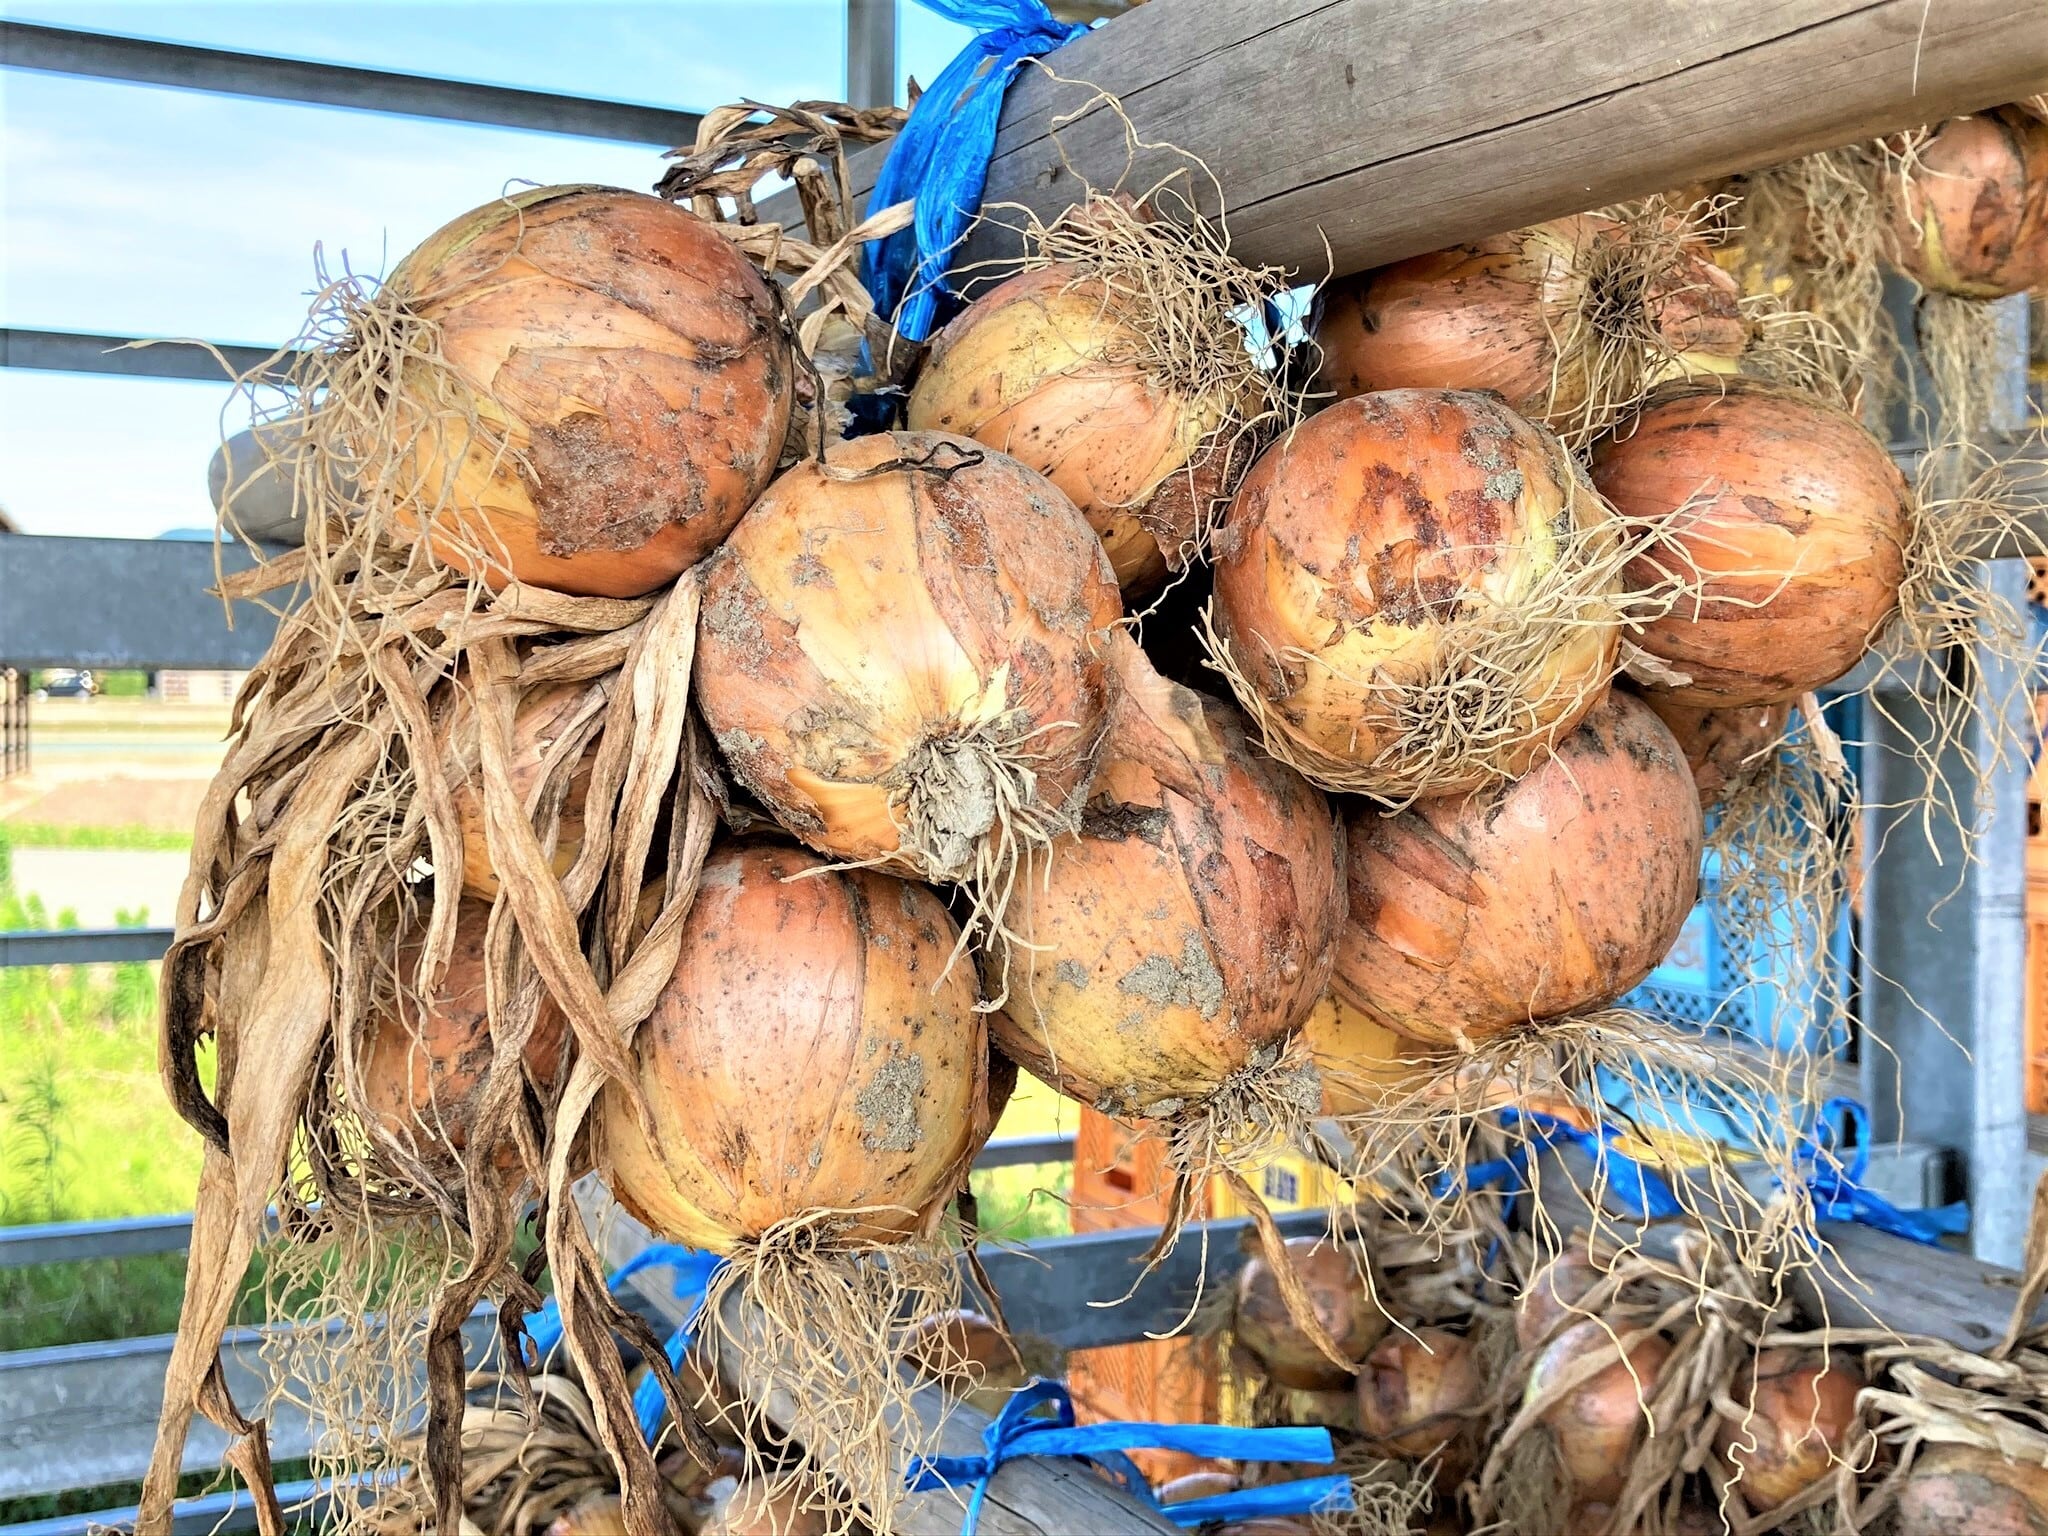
[156,669,250,704]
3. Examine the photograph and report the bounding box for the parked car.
[34,668,98,698]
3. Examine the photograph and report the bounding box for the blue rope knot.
[1436,1107,1685,1221]
[1790,1097,1968,1248]
[863,1,1090,344]
[906,1379,1351,1534]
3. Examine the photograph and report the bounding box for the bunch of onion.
[1314,203,1749,447]
[595,841,993,1529]
[907,187,1294,596]
[1894,1444,2048,1536]
[993,646,1344,1325]
[1232,1236,1389,1417]
[693,431,1123,959]
[1712,1349,1865,1513]
[231,185,793,600]
[1355,1328,1488,1483]
[1208,388,1636,803]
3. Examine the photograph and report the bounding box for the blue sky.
[0,1,976,538]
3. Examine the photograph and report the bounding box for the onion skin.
[1356,1327,1486,1463]
[594,843,989,1251]
[1884,109,2048,298]
[992,663,1344,1117]
[695,431,1122,883]
[908,264,1234,592]
[1713,1349,1864,1510]
[1895,1444,2048,1536]
[1640,693,1790,811]
[1158,1472,1241,1505]
[1530,1321,1674,1502]
[1317,218,1745,426]
[1591,378,1911,708]
[1514,1250,1605,1351]
[1331,690,1703,1046]
[361,895,566,1162]
[388,186,790,598]
[1211,388,1620,794]
[703,1479,833,1536]
[1234,1236,1389,1391]
[442,677,602,901]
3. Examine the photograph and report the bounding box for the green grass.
[971,1070,1075,1241]
[0,820,194,851]
[0,1458,319,1528]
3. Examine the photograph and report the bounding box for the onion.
[1514,1250,1605,1351]
[1590,378,1911,708]
[694,432,1122,900]
[702,1477,833,1536]
[1639,692,1791,812]
[1895,1444,2048,1536]
[992,654,1343,1122]
[1884,108,2048,298]
[440,676,605,901]
[385,186,791,598]
[1713,1349,1864,1509]
[1315,214,1747,441]
[1208,388,1625,800]
[1234,1236,1389,1391]
[360,894,566,1163]
[595,842,988,1250]
[545,1494,627,1536]
[1331,690,1702,1047]
[1159,1471,1241,1505]
[907,264,1239,593]
[1304,994,1449,1115]
[1261,1385,1364,1434]
[1528,1320,1674,1502]
[1355,1327,1486,1462]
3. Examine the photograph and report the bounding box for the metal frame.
[0,328,279,383]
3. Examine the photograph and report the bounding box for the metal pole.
[845,0,898,109]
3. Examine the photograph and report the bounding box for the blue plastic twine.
[905,1378,1350,1535]
[1789,1097,1968,1248]
[1438,1107,1685,1222]
[522,1243,725,1445]
[862,0,1088,344]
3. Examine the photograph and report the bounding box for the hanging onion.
[383,186,791,597]
[1529,1321,1674,1502]
[1590,378,1911,708]
[1331,691,1702,1047]
[1234,1237,1388,1391]
[1639,693,1791,812]
[1355,1327,1486,1463]
[1713,1348,1864,1509]
[1209,388,1627,800]
[439,675,606,901]
[907,264,1242,593]
[695,432,1122,900]
[1883,108,2048,298]
[595,842,988,1250]
[992,653,1343,1122]
[1315,213,1747,442]
[1895,1444,2048,1536]
[360,894,566,1163]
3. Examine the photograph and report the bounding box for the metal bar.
[2,1478,331,1536]
[0,535,274,670]
[0,928,176,968]
[0,1213,193,1269]
[0,328,281,383]
[971,1132,1074,1169]
[845,0,898,109]
[0,21,702,147]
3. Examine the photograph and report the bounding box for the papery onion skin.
[1884,109,2048,298]
[389,186,791,598]
[1894,1444,2048,1536]
[1331,691,1702,1047]
[1530,1321,1674,1502]
[361,895,567,1162]
[992,664,1344,1117]
[703,1479,834,1536]
[1234,1236,1389,1392]
[907,265,1235,592]
[1713,1348,1864,1509]
[441,677,604,901]
[1355,1327,1486,1462]
[1591,378,1910,708]
[1640,692,1791,811]
[1514,1249,1606,1351]
[594,843,989,1251]
[1210,388,1620,795]
[694,431,1122,883]
[1317,218,1746,427]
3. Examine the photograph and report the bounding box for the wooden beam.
[778,0,2048,281]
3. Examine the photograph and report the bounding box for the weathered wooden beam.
[777,0,2048,281]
